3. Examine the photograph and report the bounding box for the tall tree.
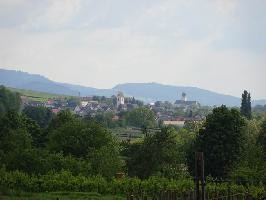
[188,105,246,178]
[240,90,251,119]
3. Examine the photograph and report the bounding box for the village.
[21,91,206,127]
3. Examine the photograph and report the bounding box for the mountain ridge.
[0,68,265,106]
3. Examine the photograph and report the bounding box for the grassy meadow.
[2,192,124,200]
[8,87,70,102]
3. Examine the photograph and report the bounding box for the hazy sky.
[0,0,265,99]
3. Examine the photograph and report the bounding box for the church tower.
[181,92,187,101]
[117,92,125,107]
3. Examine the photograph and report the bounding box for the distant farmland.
[8,87,71,102]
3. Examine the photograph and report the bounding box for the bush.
[1,168,265,198]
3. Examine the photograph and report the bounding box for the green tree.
[89,143,121,179]
[48,120,88,157]
[127,107,156,129]
[0,86,21,115]
[125,127,186,179]
[93,112,117,128]
[22,106,53,147]
[188,105,246,178]
[0,109,42,146]
[230,119,266,181]
[47,109,75,130]
[240,90,251,119]
[0,111,33,171]
[47,113,121,178]
[258,119,266,151]
[23,106,53,128]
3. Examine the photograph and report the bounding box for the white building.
[117,92,125,107]
[81,101,89,107]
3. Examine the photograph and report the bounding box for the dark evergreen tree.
[247,92,252,119]
[240,90,251,119]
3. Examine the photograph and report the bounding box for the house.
[112,115,120,121]
[163,120,185,126]
[74,105,81,114]
[51,108,60,114]
[162,116,186,126]
[47,99,54,105]
[81,101,89,107]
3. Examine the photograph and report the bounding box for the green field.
[8,87,72,102]
[2,192,124,200]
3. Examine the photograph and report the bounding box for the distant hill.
[0,68,265,106]
[0,69,77,96]
[113,83,266,106]
[114,83,242,106]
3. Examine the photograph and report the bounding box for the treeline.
[1,86,266,197]
[0,109,121,178]
[86,107,157,129]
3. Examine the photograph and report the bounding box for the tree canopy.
[126,107,156,129]
[124,127,187,179]
[23,106,53,128]
[189,105,246,178]
[258,119,266,151]
[0,85,21,115]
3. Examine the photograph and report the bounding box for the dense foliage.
[23,106,53,128]
[0,86,266,198]
[0,85,21,115]
[0,108,121,179]
[0,169,265,199]
[126,107,156,128]
[258,119,266,151]
[124,127,190,179]
[188,106,247,178]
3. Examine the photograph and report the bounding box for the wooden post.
[195,152,200,200]
[246,193,253,200]
[142,192,147,200]
[195,152,205,200]
[227,181,231,200]
[152,193,158,200]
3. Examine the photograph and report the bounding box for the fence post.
[227,181,231,200]
[142,192,147,200]
[152,192,158,200]
[195,152,205,200]
[246,193,253,200]
[129,193,134,200]
[160,190,164,200]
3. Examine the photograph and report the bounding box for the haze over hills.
[0,68,265,107]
